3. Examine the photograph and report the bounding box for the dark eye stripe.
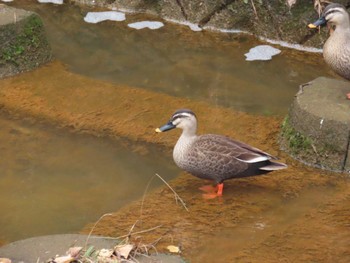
[172,114,190,121]
[326,10,340,16]
[324,7,344,17]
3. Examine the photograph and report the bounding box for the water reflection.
[9,0,332,115]
[0,115,177,242]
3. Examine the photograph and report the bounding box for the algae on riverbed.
[0,60,349,263]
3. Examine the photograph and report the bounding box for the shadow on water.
[0,114,178,242]
[10,0,333,115]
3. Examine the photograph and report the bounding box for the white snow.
[166,19,202,32]
[84,11,126,24]
[127,21,164,30]
[1,0,14,3]
[259,37,322,53]
[244,45,281,61]
[199,26,323,53]
[203,26,246,34]
[37,0,63,4]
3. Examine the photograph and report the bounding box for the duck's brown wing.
[184,134,274,182]
[196,134,275,163]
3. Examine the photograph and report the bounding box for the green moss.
[281,116,313,155]
[1,15,46,66]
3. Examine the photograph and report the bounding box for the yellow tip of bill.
[155,128,162,133]
[308,23,317,29]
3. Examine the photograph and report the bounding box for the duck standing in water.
[309,3,350,99]
[155,109,287,198]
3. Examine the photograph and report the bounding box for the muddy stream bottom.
[0,62,349,261]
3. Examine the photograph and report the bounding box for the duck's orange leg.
[216,183,224,197]
[201,183,224,199]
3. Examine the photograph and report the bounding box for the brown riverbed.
[0,61,349,262]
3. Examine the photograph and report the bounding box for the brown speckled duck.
[155,109,287,198]
[309,3,350,99]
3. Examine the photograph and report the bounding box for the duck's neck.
[176,128,197,149]
[173,129,197,166]
[334,14,350,32]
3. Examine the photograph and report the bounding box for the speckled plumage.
[320,3,350,80]
[157,109,287,185]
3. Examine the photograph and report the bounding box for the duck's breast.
[324,31,350,80]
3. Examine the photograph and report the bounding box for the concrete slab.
[0,234,185,263]
[0,5,33,26]
[281,77,350,172]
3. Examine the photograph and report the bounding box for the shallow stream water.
[9,0,332,115]
[1,1,349,261]
[0,114,177,242]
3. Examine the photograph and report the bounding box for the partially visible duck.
[309,3,350,99]
[155,109,287,198]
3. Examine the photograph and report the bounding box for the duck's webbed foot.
[200,183,224,199]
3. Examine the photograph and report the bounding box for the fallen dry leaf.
[114,244,134,258]
[286,0,297,8]
[97,248,114,259]
[52,255,75,263]
[67,246,83,257]
[167,245,180,253]
[0,258,12,263]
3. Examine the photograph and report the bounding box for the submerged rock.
[281,77,350,172]
[0,5,51,78]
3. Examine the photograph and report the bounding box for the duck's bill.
[308,17,327,28]
[155,122,176,132]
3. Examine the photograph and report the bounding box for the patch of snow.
[244,45,281,61]
[84,11,125,24]
[203,26,246,34]
[194,25,322,53]
[37,0,63,4]
[187,23,202,32]
[109,7,137,14]
[259,37,322,53]
[1,0,14,3]
[127,21,164,30]
[166,19,202,32]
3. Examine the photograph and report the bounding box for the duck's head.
[308,3,350,29]
[155,109,197,135]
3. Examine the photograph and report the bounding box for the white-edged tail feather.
[237,155,270,163]
[259,161,287,171]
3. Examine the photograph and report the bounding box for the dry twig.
[155,173,189,212]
